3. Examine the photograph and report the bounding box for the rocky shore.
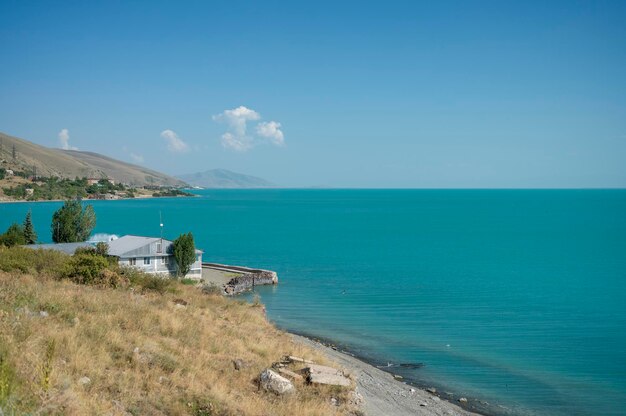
[292,334,483,416]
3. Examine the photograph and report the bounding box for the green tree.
[51,200,96,243]
[171,232,196,277]
[23,210,37,244]
[0,223,27,247]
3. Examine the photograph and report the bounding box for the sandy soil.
[292,334,483,416]
[201,266,242,286]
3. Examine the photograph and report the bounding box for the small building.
[25,235,203,279]
[109,235,202,278]
[5,169,14,176]
[25,188,34,196]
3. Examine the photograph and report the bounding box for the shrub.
[0,223,26,247]
[0,247,69,276]
[118,266,175,295]
[63,254,109,284]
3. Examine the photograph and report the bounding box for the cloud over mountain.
[213,106,284,151]
[160,129,189,153]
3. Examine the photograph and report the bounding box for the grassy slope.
[0,271,354,415]
[0,132,186,187]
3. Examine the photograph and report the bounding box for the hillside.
[0,247,355,415]
[178,169,274,188]
[0,132,186,187]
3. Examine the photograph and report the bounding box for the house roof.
[107,235,203,257]
[25,242,93,255]
[23,235,202,257]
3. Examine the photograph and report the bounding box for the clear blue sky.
[1,0,625,187]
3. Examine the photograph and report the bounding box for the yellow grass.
[0,272,355,415]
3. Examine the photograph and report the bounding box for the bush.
[118,266,176,295]
[62,254,109,284]
[0,247,69,276]
[0,224,26,247]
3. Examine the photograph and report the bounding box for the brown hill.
[0,131,186,187]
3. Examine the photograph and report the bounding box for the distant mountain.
[0,131,186,187]
[177,169,274,188]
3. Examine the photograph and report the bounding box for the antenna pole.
[159,211,164,243]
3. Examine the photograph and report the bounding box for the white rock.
[459,397,468,403]
[78,376,91,385]
[39,311,49,317]
[259,369,295,395]
[304,364,351,387]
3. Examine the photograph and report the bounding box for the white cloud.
[130,153,144,163]
[213,106,285,152]
[58,128,78,150]
[256,121,284,146]
[160,129,189,153]
[220,132,254,152]
[212,106,260,137]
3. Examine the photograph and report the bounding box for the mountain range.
[0,131,273,189]
[177,169,274,188]
[0,131,186,187]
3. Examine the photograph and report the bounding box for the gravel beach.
[292,334,483,416]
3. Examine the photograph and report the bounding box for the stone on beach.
[277,367,304,381]
[259,369,295,395]
[303,364,351,387]
[284,355,315,364]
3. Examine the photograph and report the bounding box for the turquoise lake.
[1,189,625,415]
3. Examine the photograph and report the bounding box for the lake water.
[1,190,625,415]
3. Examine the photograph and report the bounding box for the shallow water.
[2,189,625,415]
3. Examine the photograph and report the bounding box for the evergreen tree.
[51,200,96,243]
[23,210,37,244]
[172,232,196,277]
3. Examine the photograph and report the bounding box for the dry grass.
[0,272,355,415]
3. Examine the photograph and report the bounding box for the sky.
[1,0,625,188]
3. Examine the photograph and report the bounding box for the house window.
[156,242,162,253]
[144,257,151,265]
[161,256,168,265]
[129,258,136,266]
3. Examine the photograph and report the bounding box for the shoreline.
[0,194,197,204]
[290,332,486,416]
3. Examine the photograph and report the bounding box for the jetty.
[201,262,278,295]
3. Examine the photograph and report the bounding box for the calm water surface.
[1,190,625,415]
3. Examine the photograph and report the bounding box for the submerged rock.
[259,369,295,395]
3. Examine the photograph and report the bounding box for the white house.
[109,235,202,278]
[25,235,203,279]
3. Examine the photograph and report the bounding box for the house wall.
[118,251,203,279]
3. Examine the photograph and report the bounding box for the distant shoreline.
[0,194,196,204]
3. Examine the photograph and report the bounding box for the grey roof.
[107,235,203,258]
[25,242,93,255]
[107,235,166,257]
[24,235,202,257]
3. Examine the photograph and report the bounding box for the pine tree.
[172,232,196,277]
[23,210,37,244]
